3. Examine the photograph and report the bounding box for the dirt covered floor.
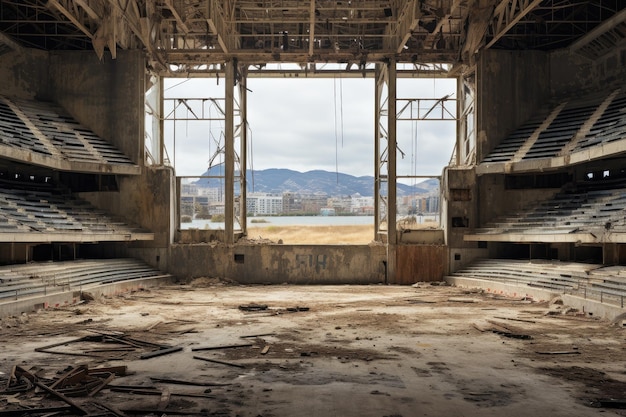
[1,283,625,417]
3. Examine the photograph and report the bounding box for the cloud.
[163,76,456,181]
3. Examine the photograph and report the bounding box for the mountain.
[193,166,438,197]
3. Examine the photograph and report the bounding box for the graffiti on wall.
[295,254,328,271]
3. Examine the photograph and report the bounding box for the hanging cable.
[333,76,339,184]
[413,119,419,188]
[164,78,191,92]
[339,77,344,147]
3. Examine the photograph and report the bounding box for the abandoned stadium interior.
[1,1,626,416]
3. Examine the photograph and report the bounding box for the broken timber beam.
[140,346,183,359]
[191,343,253,351]
[193,355,246,368]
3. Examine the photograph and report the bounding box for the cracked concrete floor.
[1,282,625,417]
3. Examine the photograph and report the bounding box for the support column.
[387,59,397,283]
[456,74,464,166]
[158,76,165,165]
[238,64,248,236]
[225,61,235,244]
[374,64,383,241]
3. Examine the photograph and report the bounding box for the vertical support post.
[374,64,382,241]
[175,176,182,231]
[224,61,235,244]
[158,76,165,165]
[387,59,398,283]
[239,64,248,236]
[455,74,464,166]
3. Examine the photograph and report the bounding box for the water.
[182,215,439,230]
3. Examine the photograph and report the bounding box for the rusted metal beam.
[164,0,190,33]
[0,32,24,52]
[73,0,100,21]
[308,0,315,56]
[485,0,542,49]
[385,0,421,53]
[569,7,626,52]
[47,0,94,39]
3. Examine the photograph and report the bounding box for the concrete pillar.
[158,76,165,165]
[239,64,248,236]
[374,64,383,241]
[225,61,235,244]
[455,74,464,166]
[387,59,397,283]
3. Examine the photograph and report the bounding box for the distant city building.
[199,187,222,202]
[351,194,375,214]
[327,195,352,214]
[247,193,283,215]
[405,194,440,214]
[181,183,198,195]
[282,192,302,214]
[301,193,329,213]
[183,183,436,217]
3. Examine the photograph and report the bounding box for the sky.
[160,73,456,184]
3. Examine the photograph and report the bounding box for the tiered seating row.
[575,92,626,151]
[0,258,170,301]
[449,258,590,291]
[481,114,546,163]
[481,87,626,164]
[522,96,600,159]
[472,179,626,239]
[0,95,135,166]
[0,179,152,241]
[448,258,626,307]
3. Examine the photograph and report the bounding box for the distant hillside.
[193,166,439,197]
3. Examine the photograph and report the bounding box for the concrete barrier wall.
[0,276,173,318]
[168,244,387,284]
[446,276,626,321]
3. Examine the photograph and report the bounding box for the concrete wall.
[0,49,144,164]
[0,49,49,99]
[447,247,488,274]
[167,244,387,284]
[47,50,145,164]
[442,166,489,273]
[0,244,30,264]
[476,174,560,225]
[476,50,550,162]
[550,48,626,98]
[442,166,477,247]
[78,166,175,249]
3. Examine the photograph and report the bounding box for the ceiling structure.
[0,1,625,75]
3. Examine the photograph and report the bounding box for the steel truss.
[161,64,248,241]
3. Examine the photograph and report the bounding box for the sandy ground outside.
[247,223,439,244]
[1,283,625,417]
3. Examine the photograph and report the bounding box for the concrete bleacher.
[0,258,173,316]
[446,258,626,311]
[465,178,626,243]
[448,258,590,291]
[574,91,626,151]
[478,87,626,173]
[0,95,139,174]
[0,178,153,242]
